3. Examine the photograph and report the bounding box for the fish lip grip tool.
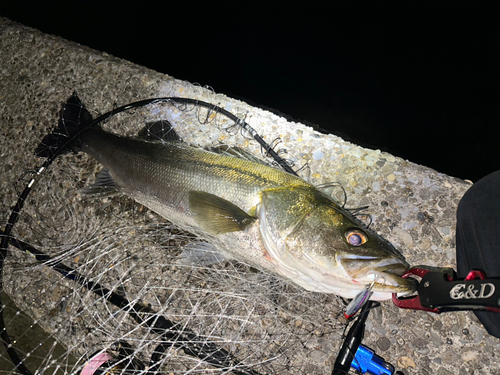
[392,266,500,313]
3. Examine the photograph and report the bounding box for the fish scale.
[35,94,416,300]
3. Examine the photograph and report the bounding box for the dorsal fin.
[210,145,271,166]
[138,120,181,142]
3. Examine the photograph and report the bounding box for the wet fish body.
[36,94,415,300]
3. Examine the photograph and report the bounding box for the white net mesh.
[1,98,350,375]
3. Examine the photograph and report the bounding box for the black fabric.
[456,170,500,338]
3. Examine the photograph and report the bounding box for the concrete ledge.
[1,17,498,375]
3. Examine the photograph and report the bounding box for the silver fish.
[36,94,415,300]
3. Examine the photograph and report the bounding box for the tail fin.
[35,93,94,158]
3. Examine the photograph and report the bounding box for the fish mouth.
[339,256,416,293]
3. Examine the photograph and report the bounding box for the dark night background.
[1,1,499,182]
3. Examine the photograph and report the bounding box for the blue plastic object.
[351,344,394,374]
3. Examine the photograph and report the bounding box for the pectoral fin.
[189,191,256,234]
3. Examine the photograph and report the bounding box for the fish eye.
[345,230,368,246]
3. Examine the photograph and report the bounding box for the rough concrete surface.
[0,17,499,374]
